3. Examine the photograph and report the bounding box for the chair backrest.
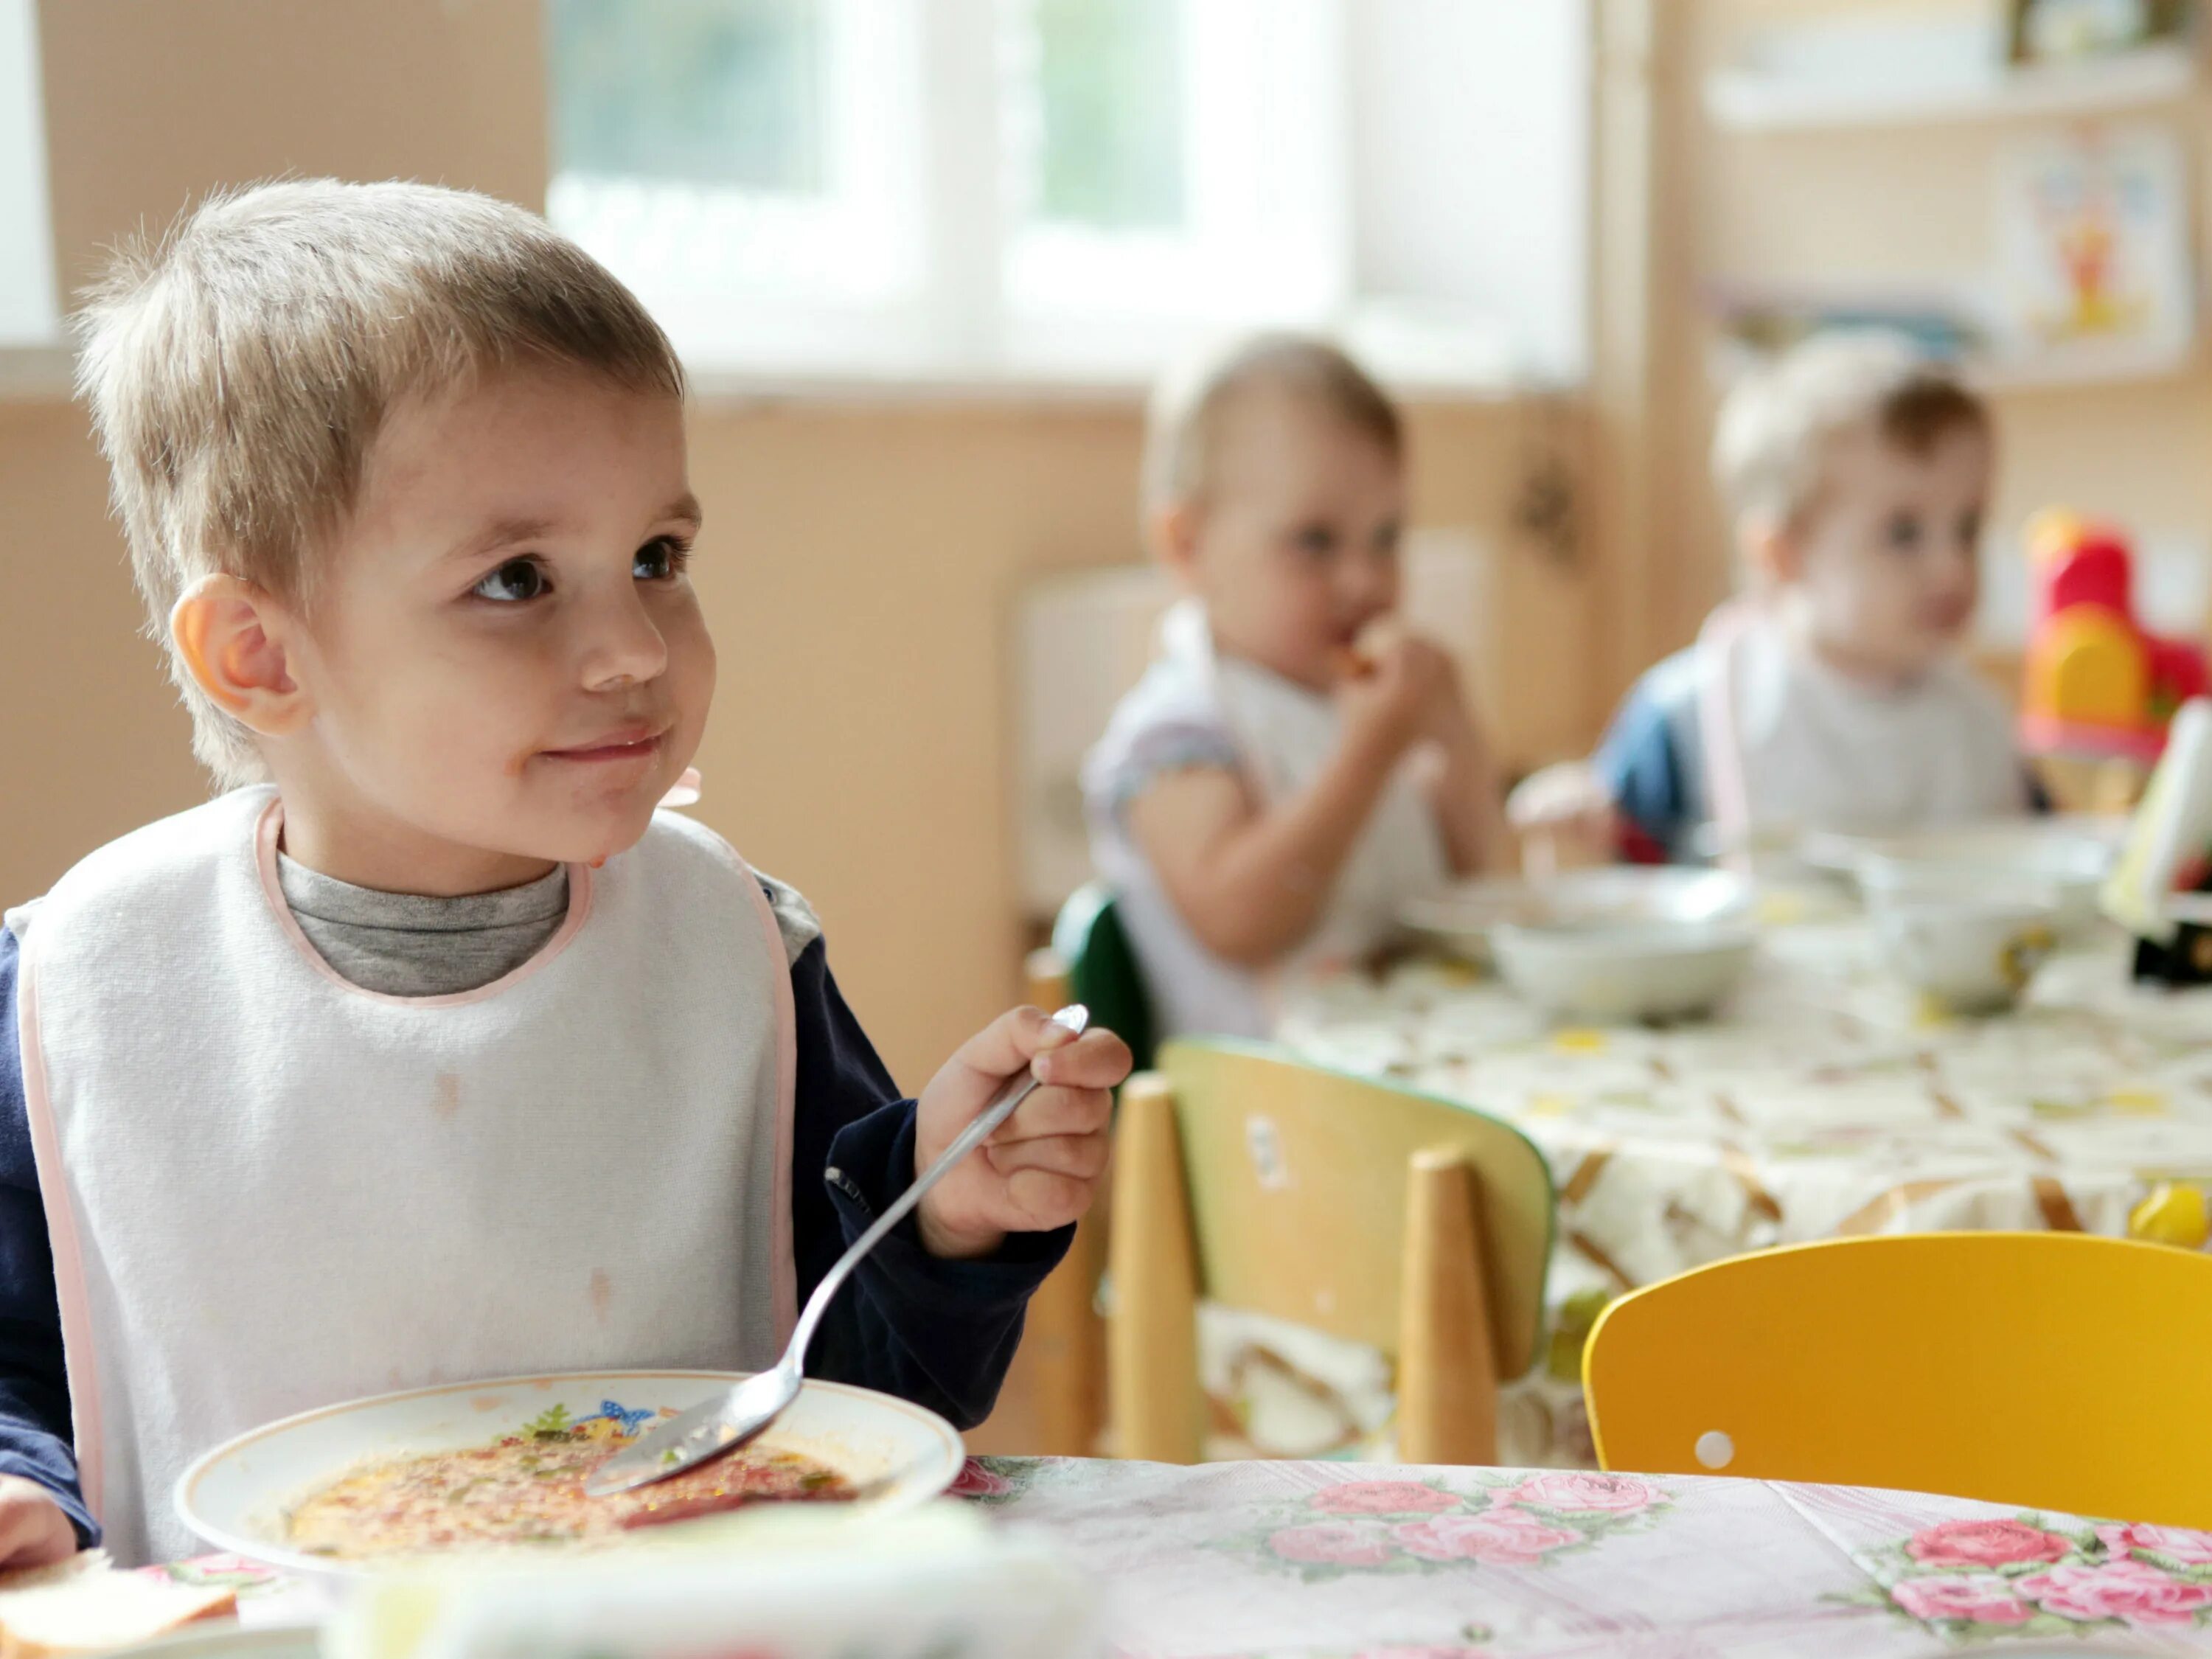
[1585,1231,2212,1527]
[1052,883,1155,1074]
[1158,1037,1553,1377]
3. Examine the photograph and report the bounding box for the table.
[175,1456,2212,1656]
[1193,925,2212,1466]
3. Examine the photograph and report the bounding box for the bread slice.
[0,1551,236,1657]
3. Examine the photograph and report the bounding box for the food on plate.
[0,1549,237,1656]
[285,1402,855,1561]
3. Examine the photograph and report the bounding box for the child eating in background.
[1084,335,1506,1040]
[1514,332,2029,863]
[0,180,1128,1566]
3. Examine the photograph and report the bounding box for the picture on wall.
[1993,122,2194,375]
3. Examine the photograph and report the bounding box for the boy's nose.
[578,591,669,689]
[1339,549,1397,609]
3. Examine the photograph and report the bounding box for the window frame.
[0,0,58,349]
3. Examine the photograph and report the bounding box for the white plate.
[175,1371,964,1576]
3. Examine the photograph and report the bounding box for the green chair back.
[1052,883,1155,1073]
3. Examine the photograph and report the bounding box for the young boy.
[0,180,1127,1567]
[1514,333,2028,862]
[1084,335,1505,1040]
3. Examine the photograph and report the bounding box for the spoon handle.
[785,1005,1090,1365]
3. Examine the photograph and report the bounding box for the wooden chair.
[1585,1232,2212,1527]
[1009,883,1146,1455]
[1110,1037,1554,1465]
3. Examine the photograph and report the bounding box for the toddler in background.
[1514,332,2031,863]
[1084,335,1506,1040]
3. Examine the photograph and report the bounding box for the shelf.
[1970,341,2199,392]
[1705,41,2197,133]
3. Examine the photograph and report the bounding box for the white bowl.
[1491,918,1757,1023]
[1402,868,1754,967]
[175,1370,964,1577]
[1871,893,2060,1015]
[1831,823,2115,939]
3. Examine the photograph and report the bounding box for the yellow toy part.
[1585,1232,2212,1527]
[2025,606,2149,729]
[2130,1182,2211,1250]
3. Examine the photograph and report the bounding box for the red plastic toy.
[2019,509,2208,763]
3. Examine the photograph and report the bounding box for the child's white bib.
[1697,603,2025,846]
[8,787,796,1564]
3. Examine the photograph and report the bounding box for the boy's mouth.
[541,726,669,766]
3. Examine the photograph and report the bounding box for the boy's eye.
[634,535,690,582]
[1957,510,1983,549]
[473,557,549,603]
[1884,512,1923,552]
[1291,524,1339,560]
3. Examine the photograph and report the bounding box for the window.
[548,0,931,375]
[0,0,57,348]
[997,0,1349,374]
[546,0,1589,389]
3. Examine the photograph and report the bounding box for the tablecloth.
[1190,926,2212,1465]
[958,1456,2212,1657]
[170,1457,2212,1657]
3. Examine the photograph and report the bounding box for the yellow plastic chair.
[1585,1232,2212,1527]
[1110,1037,1554,1464]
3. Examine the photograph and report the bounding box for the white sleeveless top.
[7,787,796,1564]
[1694,602,2026,848]
[1085,602,1450,1040]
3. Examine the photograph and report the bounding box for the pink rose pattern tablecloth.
[1189,928,2212,1467]
[960,1457,2212,1656]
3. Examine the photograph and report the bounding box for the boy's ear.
[1149,501,1203,585]
[170,574,313,737]
[1739,513,1802,584]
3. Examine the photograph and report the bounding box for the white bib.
[9,787,795,1564]
[1697,602,2026,845]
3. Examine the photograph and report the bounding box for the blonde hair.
[1143,332,1402,516]
[74,178,685,785]
[1713,331,1989,532]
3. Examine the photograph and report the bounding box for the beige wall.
[38,0,548,296]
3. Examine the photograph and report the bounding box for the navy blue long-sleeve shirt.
[0,914,1066,1548]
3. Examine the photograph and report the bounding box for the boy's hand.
[1508,762,1619,873]
[1339,633,1461,762]
[0,1476,76,1571]
[912,1007,1131,1260]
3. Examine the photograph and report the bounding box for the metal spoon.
[587,1004,1091,1496]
